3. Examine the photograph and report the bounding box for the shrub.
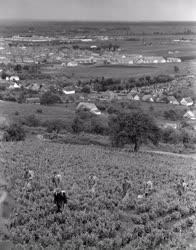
[164,109,181,121]
[14,111,19,116]
[72,111,108,135]
[40,91,62,105]
[72,115,86,134]
[81,85,91,93]
[36,108,43,114]
[91,116,109,135]
[44,119,65,134]
[161,128,181,144]
[22,115,40,127]
[3,123,25,141]
[174,65,180,73]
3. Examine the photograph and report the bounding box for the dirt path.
[141,149,196,160]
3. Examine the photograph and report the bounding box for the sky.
[0,0,196,22]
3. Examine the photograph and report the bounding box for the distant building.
[8,83,21,89]
[180,97,193,106]
[167,57,181,63]
[133,94,140,101]
[183,110,196,120]
[126,92,134,100]
[26,83,40,91]
[67,61,78,67]
[142,94,154,102]
[101,91,118,101]
[10,76,20,82]
[63,89,75,95]
[163,122,178,129]
[26,97,40,104]
[167,96,179,105]
[76,102,101,115]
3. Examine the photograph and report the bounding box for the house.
[10,76,20,82]
[26,83,41,92]
[76,102,101,115]
[163,122,178,129]
[167,57,181,63]
[8,83,21,89]
[26,97,40,104]
[180,97,194,106]
[133,94,140,101]
[183,110,196,120]
[101,91,118,101]
[167,96,179,105]
[63,89,75,95]
[142,94,154,102]
[67,61,78,67]
[126,92,134,100]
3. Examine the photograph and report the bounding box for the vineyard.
[1,140,196,249]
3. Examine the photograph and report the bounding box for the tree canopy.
[109,111,160,152]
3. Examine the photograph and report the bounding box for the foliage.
[174,65,180,73]
[36,108,43,114]
[164,109,181,121]
[81,85,91,93]
[40,91,62,105]
[72,111,108,135]
[109,111,160,151]
[44,119,66,134]
[21,115,40,127]
[3,123,25,141]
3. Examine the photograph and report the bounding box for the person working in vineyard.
[144,180,154,196]
[88,175,98,194]
[24,169,35,190]
[53,188,68,212]
[176,178,188,196]
[52,171,62,189]
[122,174,132,198]
[24,169,34,181]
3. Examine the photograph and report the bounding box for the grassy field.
[41,61,196,81]
[1,140,196,249]
[0,101,75,126]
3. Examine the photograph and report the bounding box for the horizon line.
[0,18,196,23]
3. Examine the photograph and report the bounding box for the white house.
[163,122,178,129]
[8,83,21,89]
[63,89,75,95]
[180,97,194,106]
[142,94,154,102]
[133,94,140,101]
[167,96,179,105]
[183,110,196,120]
[167,57,181,63]
[76,102,101,115]
[67,61,78,67]
[10,76,20,82]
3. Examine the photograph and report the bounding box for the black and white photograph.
[0,0,196,249]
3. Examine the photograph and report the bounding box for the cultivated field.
[1,140,196,249]
[42,61,196,81]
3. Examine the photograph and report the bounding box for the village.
[0,35,182,66]
[0,69,196,131]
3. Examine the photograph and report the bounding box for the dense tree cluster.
[109,111,160,152]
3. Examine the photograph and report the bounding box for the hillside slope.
[0,140,196,249]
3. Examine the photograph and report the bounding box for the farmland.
[1,140,196,249]
[0,101,75,125]
[41,61,196,80]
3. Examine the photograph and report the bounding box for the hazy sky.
[0,0,196,21]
